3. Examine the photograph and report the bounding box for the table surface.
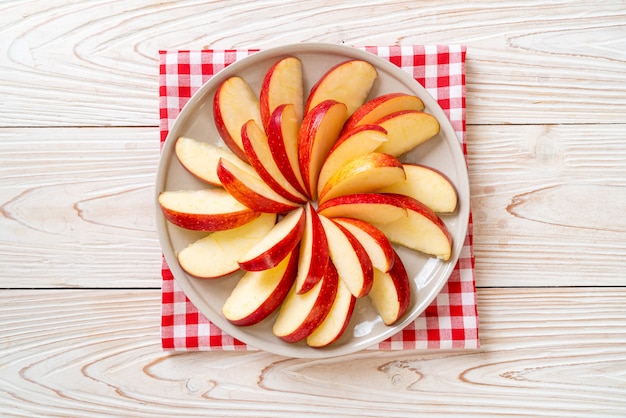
[1,1,625,416]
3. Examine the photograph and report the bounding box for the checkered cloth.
[159,45,479,351]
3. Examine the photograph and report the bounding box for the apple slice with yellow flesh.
[318,152,406,205]
[317,124,387,194]
[177,213,276,279]
[213,76,262,162]
[267,104,308,196]
[333,217,395,273]
[174,136,255,186]
[158,188,261,232]
[222,247,298,326]
[375,110,440,157]
[259,56,304,128]
[306,277,356,348]
[273,260,339,343]
[376,163,458,213]
[372,193,453,261]
[305,59,378,116]
[294,203,329,295]
[238,206,306,272]
[369,251,411,326]
[298,100,347,200]
[319,215,373,298]
[342,92,425,133]
[317,193,407,225]
[241,119,307,203]
[216,158,301,214]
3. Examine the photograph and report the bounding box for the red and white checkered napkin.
[159,45,479,351]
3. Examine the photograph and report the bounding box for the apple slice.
[333,217,395,273]
[306,277,356,348]
[222,247,299,326]
[374,110,440,157]
[174,136,255,186]
[241,119,307,203]
[318,152,406,205]
[317,124,388,194]
[267,104,308,195]
[295,203,329,294]
[305,59,378,116]
[273,260,339,343]
[369,251,411,326]
[177,213,276,279]
[342,92,425,133]
[376,163,458,213]
[317,193,407,225]
[319,215,373,298]
[259,56,304,128]
[216,158,301,214]
[298,100,347,199]
[238,206,306,271]
[158,188,261,231]
[372,194,453,261]
[213,76,262,161]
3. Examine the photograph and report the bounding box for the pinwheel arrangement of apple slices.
[158,56,458,348]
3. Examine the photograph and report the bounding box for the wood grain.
[2,123,624,288]
[0,127,161,288]
[0,1,625,127]
[1,288,625,416]
[467,124,626,287]
[2,2,625,415]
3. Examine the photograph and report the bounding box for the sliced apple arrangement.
[159,55,459,348]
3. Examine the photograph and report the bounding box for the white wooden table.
[2,2,625,416]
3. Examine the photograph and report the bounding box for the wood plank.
[0,127,161,288]
[1,288,625,416]
[1,124,624,288]
[467,124,626,287]
[1,1,625,127]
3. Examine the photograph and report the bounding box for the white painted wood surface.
[1,1,625,416]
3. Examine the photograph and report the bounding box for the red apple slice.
[369,251,411,326]
[213,76,262,161]
[174,136,255,186]
[306,277,356,348]
[259,56,304,128]
[319,215,373,298]
[267,104,308,195]
[342,92,425,133]
[317,193,407,225]
[305,59,378,116]
[238,206,306,271]
[333,217,395,273]
[273,260,339,343]
[222,247,299,326]
[241,119,307,203]
[158,188,261,231]
[372,194,453,261]
[375,110,440,157]
[298,99,347,199]
[294,203,329,294]
[318,152,406,205]
[317,124,388,194]
[177,213,276,279]
[216,158,301,214]
[376,163,458,213]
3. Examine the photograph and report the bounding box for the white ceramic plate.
[156,43,470,358]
